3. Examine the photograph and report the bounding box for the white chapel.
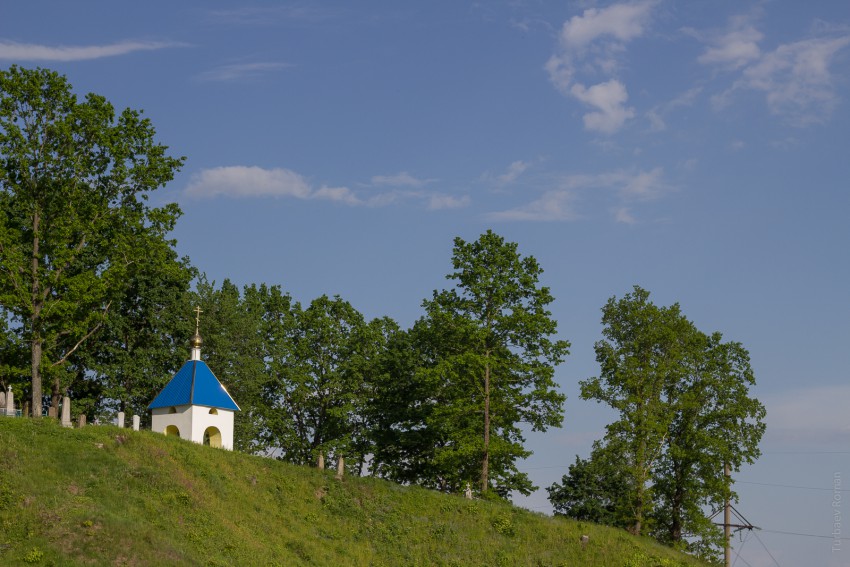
[148,309,240,450]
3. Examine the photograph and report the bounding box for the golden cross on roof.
[194,306,203,335]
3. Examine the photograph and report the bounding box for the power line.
[761,450,850,455]
[759,528,850,541]
[752,530,782,567]
[737,480,850,493]
[731,531,752,567]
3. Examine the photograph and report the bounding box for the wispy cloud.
[207,5,341,25]
[645,87,702,131]
[196,62,292,82]
[613,207,637,224]
[427,194,471,210]
[488,167,667,222]
[546,1,658,134]
[488,190,578,222]
[185,165,467,211]
[0,40,181,62]
[740,36,850,124]
[496,160,530,186]
[481,160,532,188]
[370,172,433,188]
[695,15,764,69]
[696,15,850,125]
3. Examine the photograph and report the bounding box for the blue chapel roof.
[148,360,240,411]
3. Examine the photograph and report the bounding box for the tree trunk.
[481,358,490,493]
[50,379,61,416]
[30,208,42,419]
[31,337,42,418]
[670,462,685,542]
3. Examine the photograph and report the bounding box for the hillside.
[0,417,710,567]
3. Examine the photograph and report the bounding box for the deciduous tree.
[416,230,569,496]
[555,286,765,557]
[0,66,184,416]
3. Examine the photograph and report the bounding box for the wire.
[731,530,751,567]
[761,450,850,455]
[752,530,782,567]
[760,528,850,541]
[736,480,850,493]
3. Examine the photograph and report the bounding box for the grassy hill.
[0,417,710,566]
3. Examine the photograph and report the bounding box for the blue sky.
[3,1,850,564]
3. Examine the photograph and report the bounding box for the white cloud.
[697,19,763,69]
[185,166,312,199]
[614,207,636,224]
[546,2,657,134]
[495,160,530,186]
[646,108,666,131]
[742,36,850,123]
[544,54,574,96]
[620,167,665,199]
[488,190,578,222]
[427,194,471,210]
[370,172,431,187]
[313,185,361,205]
[186,165,365,204]
[646,87,703,131]
[559,1,657,49]
[488,167,667,222]
[185,165,465,211]
[0,40,180,61]
[570,80,635,134]
[207,5,339,25]
[197,62,292,82]
[695,14,850,125]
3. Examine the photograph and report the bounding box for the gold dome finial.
[191,306,203,348]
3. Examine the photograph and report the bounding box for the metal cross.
[194,305,203,334]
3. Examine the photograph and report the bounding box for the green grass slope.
[0,417,709,567]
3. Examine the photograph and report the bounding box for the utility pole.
[725,463,731,567]
[709,463,757,567]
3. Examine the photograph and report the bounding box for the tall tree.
[265,294,378,469]
[81,223,195,423]
[192,278,269,453]
[579,286,695,534]
[0,66,184,416]
[559,286,765,556]
[0,305,27,398]
[420,230,569,496]
[650,331,765,554]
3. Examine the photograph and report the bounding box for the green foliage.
[0,417,710,566]
[23,547,44,564]
[554,286,765,557]
[264,294,384,468]
[77,224,195,424]
[0,66,185,415]
[191,277,271,452]
[547,442,632,528]
[372,231,569,496]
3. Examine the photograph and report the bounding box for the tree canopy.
[372,230,570,496]
[550,286,765,559]
[0,66,184,416]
